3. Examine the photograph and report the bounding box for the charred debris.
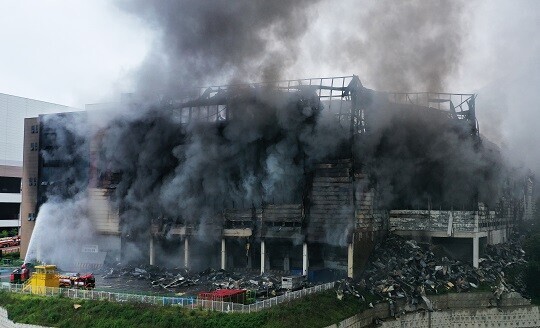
[338,234,527,309]
[101,265,289,298]
[98,233,528,305]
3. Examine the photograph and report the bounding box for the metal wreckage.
[97,233,528,307]
[336,234,528,310]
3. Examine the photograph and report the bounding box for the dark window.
[0,203,19,220]
[0,177,21,193]
[27,213,36,221]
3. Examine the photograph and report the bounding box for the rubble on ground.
[337,234,527,308]
[101,265,298,298]
[100,234,527,307]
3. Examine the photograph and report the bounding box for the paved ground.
[0,267,17,281]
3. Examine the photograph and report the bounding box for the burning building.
[20,75,535,278]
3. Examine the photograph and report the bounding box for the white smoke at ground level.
[24,194,97,270]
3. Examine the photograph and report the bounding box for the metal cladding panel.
[0,193,21,203]
[0,165,22,178]
[88,188,120,234]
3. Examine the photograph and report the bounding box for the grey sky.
[1,0,539,170]
[0,0,153,107]
[0,1,535,103]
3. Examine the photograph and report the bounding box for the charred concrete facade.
[20,75,535,277]
[20,114,121,268]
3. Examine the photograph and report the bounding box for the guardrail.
[0,281,336,313]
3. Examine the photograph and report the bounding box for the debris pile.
[338,235,526,305]
[101,265,292,298]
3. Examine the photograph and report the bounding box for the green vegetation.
[0,229,18,238]
[0,252,23,267]
[0,290,365,328]
[0,251,23,267]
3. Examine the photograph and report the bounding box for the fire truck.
[58,273,96,289]
[10,264,95,289]
[0,236,20,248]
[9,263,31,283]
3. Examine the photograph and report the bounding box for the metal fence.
[0,281,335,313]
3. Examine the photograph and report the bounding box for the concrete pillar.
[221,238,226,270]
[260,240,266,275]
[184,237,190,269]
[473,236,479,268]
[149,236,155,266]
[246,242,252,269]
[302,242,308,276]
[347,242,354,278]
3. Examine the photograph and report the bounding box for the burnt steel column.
[221,238,226,270]
[347,242,354,278]
[260,240,266,274]
[302,242,308,276]
[149,237,155,266]
[184,237,190,269]
[473,236,479,268]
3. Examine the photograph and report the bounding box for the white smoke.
[24,193,97,269]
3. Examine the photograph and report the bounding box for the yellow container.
[24,265,59,295]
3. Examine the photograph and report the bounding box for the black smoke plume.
[117,0,323,96]
[333,0,470,91]
[99,89,348,243]
[27,1,532,269]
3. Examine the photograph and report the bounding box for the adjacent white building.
[0,165,22,230]
[0,93,80,232]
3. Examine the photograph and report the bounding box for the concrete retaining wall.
[0,308,49,328]
[326,292,538,328]
[380,307,540,328]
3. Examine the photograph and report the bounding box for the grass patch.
[0,290,364,328]
[0,252,23,267]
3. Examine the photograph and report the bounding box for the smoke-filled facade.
[19,75,534,276]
